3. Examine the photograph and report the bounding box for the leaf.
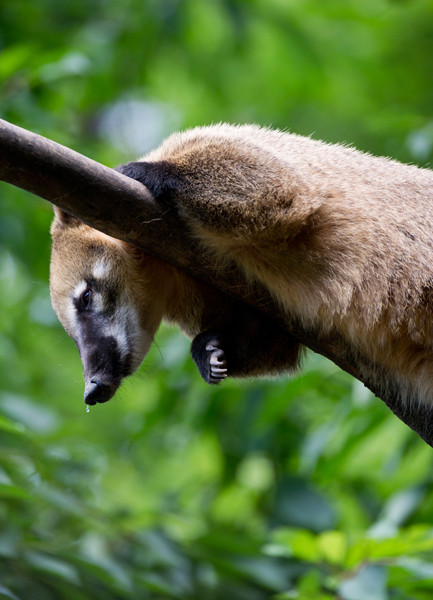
[24,551,80,585]
[0,483,30,500]
[0,393,59,434]
[317,531,347,566]
[274,477,336,532]
[0,415,26,435]
[229,556,292,591]
[0,584,20,600]
[369,527,433,561]
[339,565,388,600]
[272,529,320,562]
[78,532,133,593]
[395,557,433,580]
[370,487,425,536]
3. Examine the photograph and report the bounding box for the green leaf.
[0,483,30,500]
[317,531,347,566]
[274,477,336,532]
[0,415,26,435]
[346,528,433,568]
[24,551,80,585]
[272,529,320,562]
[370,487,425,536]
[395,557,433,580]
[0,393,59,434]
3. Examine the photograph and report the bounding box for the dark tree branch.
[1,118,431,446]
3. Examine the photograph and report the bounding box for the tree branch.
[1,118,432,446]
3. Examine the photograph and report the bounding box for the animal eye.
[81,288,92,310]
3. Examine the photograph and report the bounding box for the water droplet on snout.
[86,405,90,413]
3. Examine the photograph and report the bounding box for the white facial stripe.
[92,259,111,280]
[104,321,129,357]
[66,298,77,333]
[92,291,104,313]
[69,276,152,376]
[103,304,137,357]
[67,279,88,334]
[102,303,151,369]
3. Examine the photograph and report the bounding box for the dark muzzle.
[84,379,118,404]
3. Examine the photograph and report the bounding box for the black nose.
[84,380,116,405]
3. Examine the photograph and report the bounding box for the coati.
[50,124,433,408]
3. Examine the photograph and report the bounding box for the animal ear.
[52,206,82,229]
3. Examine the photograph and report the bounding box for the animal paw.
[191,332,228,385]
[206,341,228,383]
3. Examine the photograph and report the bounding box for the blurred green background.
[1,1,433,598]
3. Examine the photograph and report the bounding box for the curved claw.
[209,348,228,381]
[191,332,229,385]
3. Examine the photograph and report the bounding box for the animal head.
[50,207,168,405]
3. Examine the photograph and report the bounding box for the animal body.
[50,124,433,409]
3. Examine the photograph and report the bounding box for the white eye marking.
[92,259,111,280]
[73,280,105,311]
[73,280,88,299]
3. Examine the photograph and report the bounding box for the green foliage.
[1,0,433,598]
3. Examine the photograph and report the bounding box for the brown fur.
[51,124,433,407]
[144,124,433,404]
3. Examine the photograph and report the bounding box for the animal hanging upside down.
[50,124,433,410]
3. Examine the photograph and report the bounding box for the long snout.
[84,379,118,404]
[78,335,130,405]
